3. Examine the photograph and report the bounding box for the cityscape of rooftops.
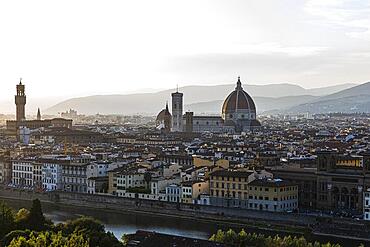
[0,1,370,247]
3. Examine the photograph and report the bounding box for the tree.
[0,201,123,247]
[121,234,129,246]
[28,199,47,231]
[57,217,123,247]
[209,229,344,247]
[209,229,225,243]
[14,208,30,230]
[0,201,15,239]
[1,230,30,247]
[7,231,89,247]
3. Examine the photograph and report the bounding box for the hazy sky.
[1,0,370,101]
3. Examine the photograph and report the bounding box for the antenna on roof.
[176,84,179,93]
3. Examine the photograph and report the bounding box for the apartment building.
[209,169,272,208]
[248,178,298,212]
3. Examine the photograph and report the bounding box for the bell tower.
[15,79,26,122]
[171,86,183,132]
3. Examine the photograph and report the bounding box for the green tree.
[224,229,237,246]
[209,229,225,243]
[0,201,15,239]
[7,231,89,247]
[1,230,30,247]
[209,229,343,247]
[14,208,30,230]
[28,199,47,231]
[57,217,122,247]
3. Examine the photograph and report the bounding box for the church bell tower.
[171,87,183,132]
[15,79,26,122]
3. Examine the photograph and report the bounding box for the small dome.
[222,77,256,116]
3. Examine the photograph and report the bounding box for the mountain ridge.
[44,82,360,115]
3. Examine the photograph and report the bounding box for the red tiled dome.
[222,77,256,115]
[156,103,172,122]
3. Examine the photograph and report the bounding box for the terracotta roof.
[222,77,256,114]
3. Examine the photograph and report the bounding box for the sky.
[0,0,370,104]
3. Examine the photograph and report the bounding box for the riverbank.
[1,187,369,247]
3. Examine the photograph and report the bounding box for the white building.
[116,171,145,191]
[12,160,34,188]
[166,184,181,203]
[87,161,126,179]
[87,161,110,178]
[151,176,182,195]
[42,162,62,191]
[181,182,193,203]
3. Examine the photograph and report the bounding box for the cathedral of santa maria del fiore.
[156,77,261,133]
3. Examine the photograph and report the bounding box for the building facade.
[248,178,298,212]
[42,161,63,191]
[12,160,34,188]
[61,163,88,193]
[209,169,272,208]
[272,151,370,213]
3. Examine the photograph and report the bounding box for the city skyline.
[1,0,370,100]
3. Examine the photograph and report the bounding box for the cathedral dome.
[156,106,172,121]
[222,77,256,121]
[156,103,172,132]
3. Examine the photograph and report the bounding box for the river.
[3,199,216,240]
[2,198,368,247]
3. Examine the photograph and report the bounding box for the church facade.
[156,77,261,134]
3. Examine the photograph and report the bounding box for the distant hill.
[45,82,358,115]
[185,95,319,114]
[284,82,370,114]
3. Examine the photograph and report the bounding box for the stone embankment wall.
[0,186,313,226]
[0,187,52,202]
[55,191,314,226]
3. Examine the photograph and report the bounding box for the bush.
[209,229,343,247]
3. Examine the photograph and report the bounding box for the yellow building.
[336,155,363,168]
[209,169,272,208]
[181,180,210,204]
[193,157,229,169]
[248,178,298,212]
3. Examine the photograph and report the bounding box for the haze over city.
[1,0,370,102]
